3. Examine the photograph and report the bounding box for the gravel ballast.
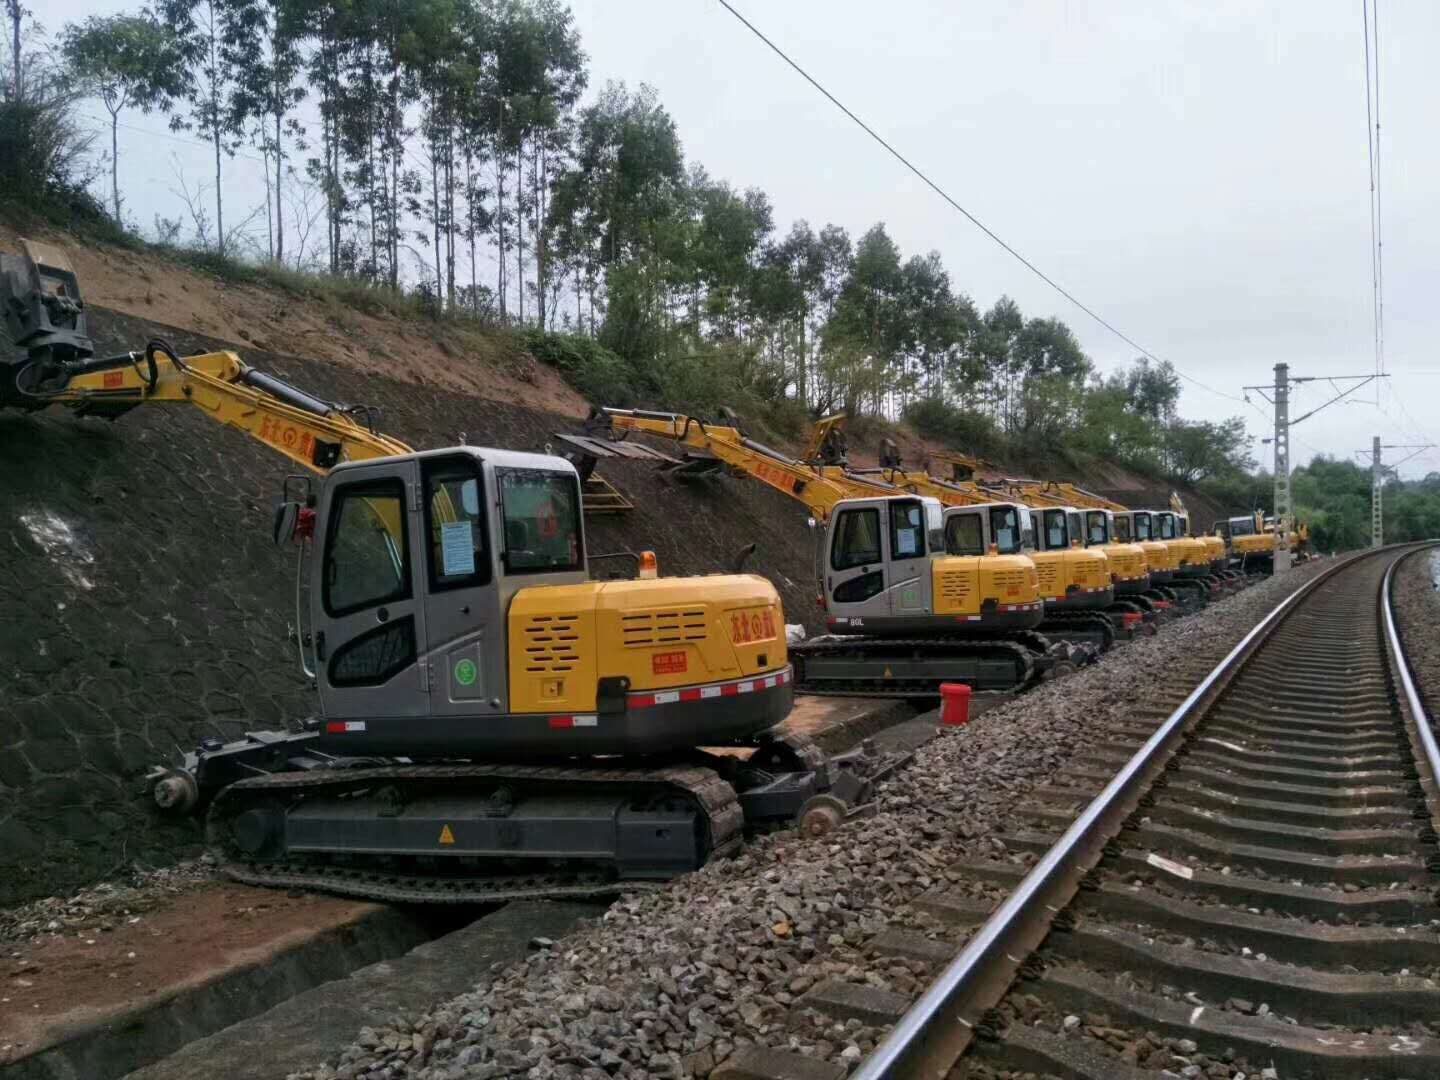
[1392,546,1440,720]
[288,563,1331,1080]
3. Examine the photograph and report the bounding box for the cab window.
[1113,515,1132,541]
[1042,509,1068,549]
[498,468,583,574]
[1086,511,1109,545]
[832,508,882,571]
[988,507,1024,554]
[424,457,491,590]
[889,500,926,560]
[1067,512,1084,545]
[1158,515,1176,540]
[323,480,409,616]
[1135,514,1153,541]
[945,512,985,556]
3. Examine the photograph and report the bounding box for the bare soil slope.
[0,226,589,417]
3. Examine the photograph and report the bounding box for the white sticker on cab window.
[441,520,475,575]
[460,478,479,516]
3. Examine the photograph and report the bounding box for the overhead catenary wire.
[713,0,1251,409]
[1372,0,1385,388]
[78,111,270,166]
[1361,0,1381,391]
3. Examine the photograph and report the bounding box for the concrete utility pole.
[1244,366,1383,576]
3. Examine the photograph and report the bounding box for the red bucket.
[939,682,972,726]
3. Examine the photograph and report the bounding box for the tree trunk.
[466,150,477,314]
[495,159,506,317]
[444,127,455,309]
[212,124,224,257]
[273,108,285,264]
[797,311,807,408]
[8,0,20,102]
[109,111,120,222]
[389,149,399,289]
[430,145,441,301]
[535,141,545,328]
[515,143,524,324]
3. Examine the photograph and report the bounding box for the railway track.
[830,544,1440,1080]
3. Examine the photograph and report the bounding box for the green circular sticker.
[454,658,478,686]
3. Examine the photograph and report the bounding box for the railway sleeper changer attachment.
[152,725,891,903]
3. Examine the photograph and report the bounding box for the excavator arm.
[593,406,895,521]
[13,342,413,474]
[1,239,412,474]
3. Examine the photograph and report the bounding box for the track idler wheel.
[1043,659,1078,681]
[151,769,199,815]
[797,794,848,838]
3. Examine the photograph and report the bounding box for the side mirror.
[272,501,314,546]
[272,502,299,546]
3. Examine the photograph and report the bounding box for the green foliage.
[19,0,1266,498]
[1288,456,1440,552]
[520,328,645,406]
[0,57,120,239]
[902,396,1002,456]
[62,12,187,222]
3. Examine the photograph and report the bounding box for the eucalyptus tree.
[221,0,306,262]
[158,0,242,254]
[62,12,186,222]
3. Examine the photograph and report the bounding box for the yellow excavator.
[1213,510,1309,571]
[1168,492,1241,590]
[858,437,1117,651]
[977,478,1158,638]
[587,407,1089,691]
[1,239,888,902]
[744,415,1115,650]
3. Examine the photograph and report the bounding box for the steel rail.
[1383,548,1440,806]
[854,547,1403,1080]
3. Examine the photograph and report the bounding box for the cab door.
[826,500,888,626]
[419,453,506,716]
[313,460,429,721]
[885,498,930,615]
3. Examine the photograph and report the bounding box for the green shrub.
[902,396,1001,455]
[521,328,649,407]
[0,71,123,243]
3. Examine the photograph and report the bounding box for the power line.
[78,111,270,166]
[1373,0,1386,387]
[1361,0,1381,388]
[714,0,1251,408]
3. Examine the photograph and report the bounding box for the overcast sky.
[41,1,1440,476]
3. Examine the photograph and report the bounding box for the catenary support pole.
[1271,363,1291,576]
[1372,436,1383,548]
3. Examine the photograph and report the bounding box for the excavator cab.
[821,496,1043,635]
[1113,510,1175,584]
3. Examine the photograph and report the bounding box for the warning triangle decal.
[438,824,456,845]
